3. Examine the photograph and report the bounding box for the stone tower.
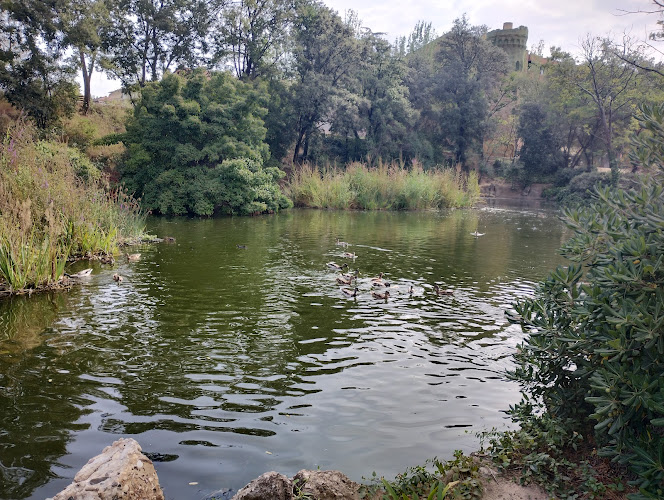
[486,22,528,72]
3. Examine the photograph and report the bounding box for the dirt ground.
[478,464,551,500]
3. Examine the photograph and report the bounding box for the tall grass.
[0,120,146,293]
[286,161,480,210]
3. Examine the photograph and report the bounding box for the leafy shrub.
[509,102,664,499]
[119,69,287,216]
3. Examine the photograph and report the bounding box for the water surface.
[0,207,567,499]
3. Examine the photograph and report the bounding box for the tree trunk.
[79,49,91,115]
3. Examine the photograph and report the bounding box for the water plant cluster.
[287,162,480,210]
[0,121,146,293]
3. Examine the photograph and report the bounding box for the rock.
[293,470,362,500]
[231,471,293,500]
[47,438,164,500]
[231,469,363,500]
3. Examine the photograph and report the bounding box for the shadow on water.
[0,206,567,499]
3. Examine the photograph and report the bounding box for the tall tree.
[0,0,78,128]
[61,0,110,114]
[101,0,211,90]
[213,0,293,80]
[409,15,508,168]
[564,35,642,182]
[352,31,414,162]
[289,1,360,163]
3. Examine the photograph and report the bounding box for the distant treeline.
[3,1,664,208]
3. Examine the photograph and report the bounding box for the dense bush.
[509,103,664,499]
[120,69,289,216]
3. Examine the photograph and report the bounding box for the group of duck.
[326,238,454,301]
[64,252,142,285]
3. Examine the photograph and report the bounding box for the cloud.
[324,0,662,57]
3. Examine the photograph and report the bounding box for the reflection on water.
[0,206,567,499]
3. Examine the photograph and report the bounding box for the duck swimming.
[371,290,390,300]
[113,273,124,283]
[65,268,93,279]
[433,284,454,296]
[336,274,354,285]
[125,253,141,262]
[327,262,348,270]
[336,238,350,247]
[342,252,356,259]
[342,287,359,297]
[371,272,384,282]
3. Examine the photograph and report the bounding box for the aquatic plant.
[286,161,479,210]
[0,120,146,293]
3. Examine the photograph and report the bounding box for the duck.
[65,268,93,279]
[236,244,247,249]
[470,231,485,237]
[342,287,359,297]
[342,252,356,259]
[113,273,124,283]
[164,236,176,243]
[372,280,390,288]
[125,253,141,262]
[342,269,360,280]
[336,274,354,285]
[371,289,390,300]
[433,284,454,296]
[408,285,414,295]
[335,238,350,247]
[371,272,384,282]
[327,262,348,270]
[100,254,115,265]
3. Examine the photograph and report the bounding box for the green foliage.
[120,70,288,216]
[508,103,664,498]
[0,1,79,129]
[101,0,211,87]
[480,403,627,499]
[517,102,564,183]
[365,451,480,500]
[286,162,479,210]
[0,120,146,292]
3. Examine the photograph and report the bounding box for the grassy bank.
[0,120,146,294]
[286,162,480,210]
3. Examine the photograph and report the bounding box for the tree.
[289,1,360,163]
[517,102,564,182]
[433,15,509,168]
[121,70,290,215]
[564,35,642,183]
[0,0,78,128]
[61,0,110,114]
[354,31,415,162]
[212,0,293,80]
[101,0,211,90]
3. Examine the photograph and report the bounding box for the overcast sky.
[87,0,663,96]
[325,0,662,52]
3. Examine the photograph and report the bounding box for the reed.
[286,160,480,210]
[0,120,146,293]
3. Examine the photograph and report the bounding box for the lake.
[0,205,567,499]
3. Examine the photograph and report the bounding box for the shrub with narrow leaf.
[509,102,664,499]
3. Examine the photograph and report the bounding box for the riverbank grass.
[0,121,146,293]
[287,162,480,210]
